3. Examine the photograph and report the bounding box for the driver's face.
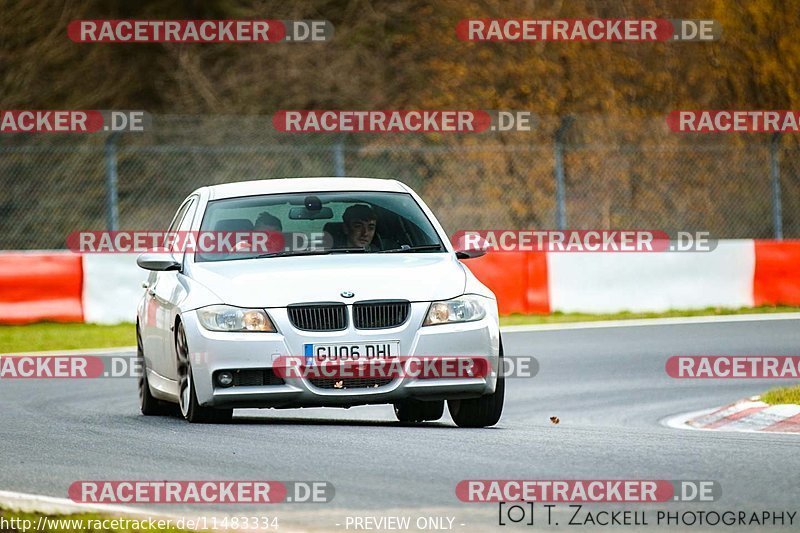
[345,218,376,248]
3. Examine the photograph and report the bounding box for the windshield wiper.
[329,247,369,254]
[377,244,444,253]
[254,247,367,259]
[254,249,332,259]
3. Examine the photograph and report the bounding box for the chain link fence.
[1,115,798,249]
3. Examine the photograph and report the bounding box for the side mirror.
[136,251,181,271]
[456,249,486,259]
[451,231,489,259]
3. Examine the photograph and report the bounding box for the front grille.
[353,300,410,329]
[308,377,393,389]
[288,303,347,331]
[214,369,285,387]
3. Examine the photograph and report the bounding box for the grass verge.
[762,384,800,405]
[499,306,800,326]
[0,507,193,532]
[0,322,134,353]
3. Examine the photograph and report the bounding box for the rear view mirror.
[288,206,334,220]
[136,251,181,271]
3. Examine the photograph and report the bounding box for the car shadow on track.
[127,412,503,429]
[230,415,456,428]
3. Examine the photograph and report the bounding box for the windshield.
[196,190,445,262]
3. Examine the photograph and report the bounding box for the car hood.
[188,253,466,307]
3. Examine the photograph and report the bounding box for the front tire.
[176,321,233,423]
[394,399,445,423]
[448,341,505,428]
[447,372,504,427]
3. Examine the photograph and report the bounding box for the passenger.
[342,204,379,250]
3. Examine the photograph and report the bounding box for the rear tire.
[176,321,233,424]
[138,324,173,416]
[393,399,444,423]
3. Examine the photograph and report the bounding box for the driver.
[342,204,379,250]
[234,211,283,253]
[254,211,282,232]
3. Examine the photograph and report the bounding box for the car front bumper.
[182,302,500,408]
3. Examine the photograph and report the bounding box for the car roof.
[202,177,409,201]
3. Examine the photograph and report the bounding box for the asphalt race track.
[1,317,799,530]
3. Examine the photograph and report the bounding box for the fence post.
[770,132,783,240]
[104,132,120,231]
[333,137,346,177]
[553,116,574,230]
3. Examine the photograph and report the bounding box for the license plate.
[303,341,400,366]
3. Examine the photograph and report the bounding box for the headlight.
[423,296,487,326]
[196,305,276,332]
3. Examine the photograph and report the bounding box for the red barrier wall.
[753,240,800,306]
[462,252,550,315]
[0,253,83,324]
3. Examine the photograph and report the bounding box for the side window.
[163,202,191,248]
[170,198,198,258]
[164,197,197,251]
[177,199,198,232]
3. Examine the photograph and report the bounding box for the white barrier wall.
[546,240,756,313]
[75,240,766,323]
[82,255,145,324]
